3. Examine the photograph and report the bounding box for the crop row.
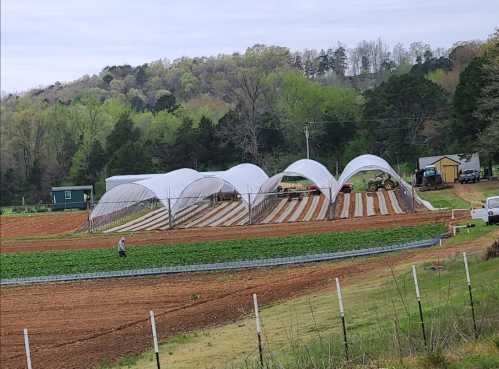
[0,223,445,279]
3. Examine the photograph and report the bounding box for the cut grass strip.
[418,188,471,209]
[0,224,445,279]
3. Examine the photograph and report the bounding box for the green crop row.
[0,223,445,279]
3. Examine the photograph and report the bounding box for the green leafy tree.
[363,74,448,162]
[69,140,107,185]
[473,34,499,174]
[105,112,140,156]
[154,91,177,112]
[453,32,499,153]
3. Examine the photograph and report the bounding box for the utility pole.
[305,123,310,159]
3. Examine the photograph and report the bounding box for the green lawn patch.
[418,188,471,209]
[0,223,445,279]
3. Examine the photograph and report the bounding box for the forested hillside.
[1,33,498,205]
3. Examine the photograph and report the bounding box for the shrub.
[419,350,449,369]
[484,240,499,260]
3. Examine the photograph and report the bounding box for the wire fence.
[0,237,441,286]
[7,241,497,369]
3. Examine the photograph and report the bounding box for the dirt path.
[2,228,496,369]
[0,211,464,253]
[454,182,498,207]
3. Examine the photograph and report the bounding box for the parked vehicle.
[458,169,480,184]
[471,196,499,225]
[416,165,448,191]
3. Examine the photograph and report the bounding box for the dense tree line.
[1,33,498,205]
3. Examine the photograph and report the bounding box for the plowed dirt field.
[1,212,88,239]
[1,229,496,369]
[1,211,463,253]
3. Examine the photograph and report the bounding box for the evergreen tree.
[333,47,347,76]
[317,49,329,76]
[326,48,336,71]
[304,59,316,79]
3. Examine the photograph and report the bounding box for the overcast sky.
[1,0,498,93]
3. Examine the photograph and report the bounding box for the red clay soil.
[1,229,496,369]
[372,192,381,215]
[383,190,396,214]
[348,192,356,218]
[333,193,344,218]
[0,212,88,239]
[0,211,466,253]
[362,192,368,217]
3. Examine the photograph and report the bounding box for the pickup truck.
[458,169,480,184]
[471,196,499,225]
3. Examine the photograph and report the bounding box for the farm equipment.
[277,182,305,200]
[415,165,448,191]
[367,173,398,192]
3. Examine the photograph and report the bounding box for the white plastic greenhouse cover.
[91,164,269,220]
[91,168,205,220]
[332,154,412,202]
[212,163,269,203]
[105,174,158,191]
[256,159,337,204]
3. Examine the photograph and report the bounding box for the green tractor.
[367,173,399,192]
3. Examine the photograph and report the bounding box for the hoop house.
[332,154,413,202]
[91,164,269,222]
[256,159,337,204]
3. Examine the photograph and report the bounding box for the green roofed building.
[51,186,93,210]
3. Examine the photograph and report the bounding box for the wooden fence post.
[149,311,161,369]
[252,293,264,367]
[335,277,349,360]
[412,265,427,349]
[24,328,32,369]
[463,252,478,338]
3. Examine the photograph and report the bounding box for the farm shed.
[51,186,93,210]
[432,156,460,183]
[418,153,480,174]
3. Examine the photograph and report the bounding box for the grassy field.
[102,235,499,369]
[418,188,472,209]
[418,180,499,209]
[0,224,446,279]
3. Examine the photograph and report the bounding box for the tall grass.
[229,256,499,369]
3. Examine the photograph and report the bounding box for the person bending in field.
[118,237,127,257]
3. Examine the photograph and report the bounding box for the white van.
[471,196,499,225]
